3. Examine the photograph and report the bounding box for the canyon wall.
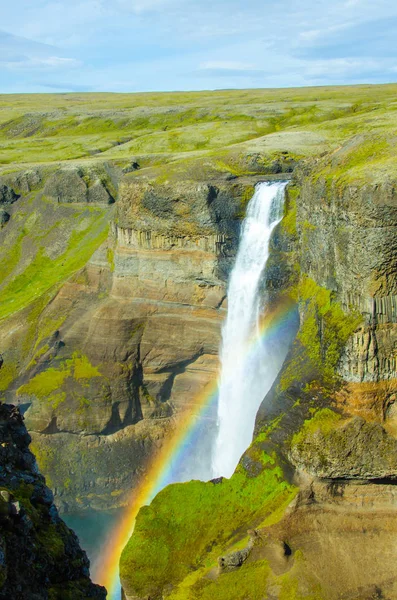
[0,166,262,511]
[120,153,397,600]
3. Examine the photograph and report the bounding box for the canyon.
[1,85,397,597]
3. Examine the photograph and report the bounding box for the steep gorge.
[120,149,397,599]
[2,87,397,599]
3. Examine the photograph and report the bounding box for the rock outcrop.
[43,167,116,205]
[0,402,105,599]
[296,172,397,384]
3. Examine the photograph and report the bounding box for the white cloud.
[299,22,354,42]
[199,60,258,71]
[115,0,185,14]
[305,57,389,78]
[0,29,82,73]
[2,0,397,92]
[2,55,81,70]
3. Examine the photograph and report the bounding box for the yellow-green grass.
[2,84,397,180]
[0,194,111,320]
[120,429,297,599]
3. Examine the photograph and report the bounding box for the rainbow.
[94,297,297,599]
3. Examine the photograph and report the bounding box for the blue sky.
[1,0,397,93]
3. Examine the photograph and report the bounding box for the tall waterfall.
[212,182,288,479]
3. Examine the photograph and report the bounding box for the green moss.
[21,291,55,359]
[106,247,115,272]
[120,433,297,598]
[75,396,93,429]
[17,352,102,401]
[315,134,393,184]
[277,551,325,600]
[280,277,362,390]
[11,483,66,561]
[0,205,110,321]
[29,442,55,488]
[27,344,50,369]
[3,84,397,172]
[237,185,255,218]
[282,196,297,237]
[47,392,67,410]
[48,580,97,600]
[0,231,23,286]
[17,367,70,398]
[291,409,342,448]
[72,354,101,379]
[0,362,18,391]
[34,314,67,352]
[196,560,271,600]
[37,524,65,559]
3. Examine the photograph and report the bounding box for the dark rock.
[0,403,106,599]
[0,184,19,205]
[0,211,10,228]
[87,180,115,204]
[43,169,87,203]
[210,477,224,485]
[122,161,140,173]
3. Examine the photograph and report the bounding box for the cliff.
[0,402,105,599]
[1,84,395,512]
[119,138,397,599]
[0,163,262,511]
[2,87,397,598]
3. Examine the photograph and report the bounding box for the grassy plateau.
[1,84,397,183]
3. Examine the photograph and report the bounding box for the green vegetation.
[291,409,342,448]
[0,482,96,598]
[2,482,65,560]
[281,277,362,390]
[237,185,255,217]
[0,363,18,392]
[120,431,297,599]
[281,186,299,237]
[17,352,102,407]
[106,247,115,272]
[0,197,110,320]
[1,85,397,185]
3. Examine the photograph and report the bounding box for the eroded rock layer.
[120,156,397,600]
[0,168,261,511]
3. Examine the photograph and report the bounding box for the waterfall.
[212,182,288,479]
[93,181,294,599]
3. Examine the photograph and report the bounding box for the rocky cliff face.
[120,153,397,600]
[0,166,260,511]
[0,402,105,599]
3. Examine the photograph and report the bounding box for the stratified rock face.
[0,173,256,511]
[119,165,397,600]
[297,175,397,383]
[257,479,397,600]
[0,403,106,599]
